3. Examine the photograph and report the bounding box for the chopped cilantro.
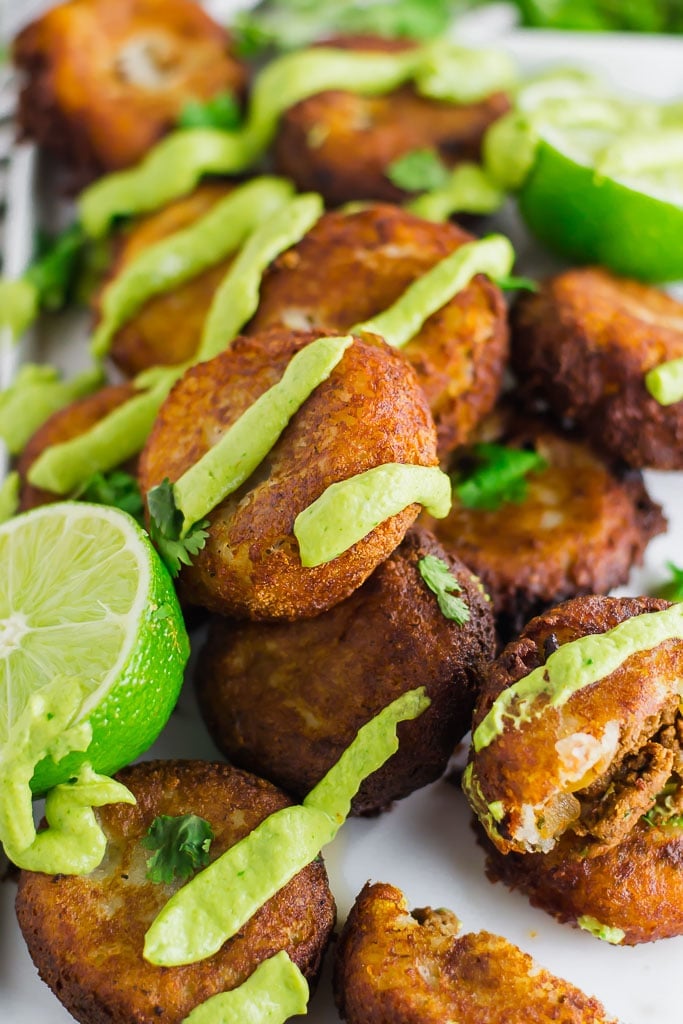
[76,470,144,524]
[233,0,462,55]
[147,477,209,578]
[656,562,683,602]
[418,554,470,624]
[178,91,242,131]
[494,274,539,293]
[386,148,450,193]
[454,443,547,511]
[141,814,214,885]
[25,223,87,313]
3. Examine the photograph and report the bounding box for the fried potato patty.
[16,760,335,1024]
[17,382,138,510]
[421,409,666,641]
[138,327,438,619]
[466,596,683,857]
[250,204,508,457]
[511,267,683,469]
[13,0,247,182]
[274,35,509,206]
[95,183,234,377]
[196,527,495,814]
[482,818,683,945]
[334,882,615,1023]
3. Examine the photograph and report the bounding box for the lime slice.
[0,502,189,795]
[519,132,683,283]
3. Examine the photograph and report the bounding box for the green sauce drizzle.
[27,372,177,495]
[0,676,135,873]
[352,235,514,348]
[406,163,505,222]
[577,916,625,945]
[144,688,429,966]
[0,364,104,456]
[182,952,309,1024]
[0,279,39,341]
[645,357,683,406]
[91,177,295,359]
[472,603,683,753]
[197,193,323,362]
[174,335,352,533]
[294,464,451,567]
[0,472,19,524]
[80,43,515,236]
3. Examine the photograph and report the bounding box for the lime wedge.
[0,503,189,795]
[519,133,683,283]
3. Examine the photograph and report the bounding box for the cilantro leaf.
[454,443,547,511]
[418,554,470,625]
[178,91,241,131]
[76,470,144,524]
[656,562,683,602]
[494,274,539,293]
[24,223,87,313]
[147,477,209,577]
[386,148,450,193]
[141,814,214,884]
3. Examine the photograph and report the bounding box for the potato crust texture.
[250,204,508,458]
[334,882,615,1023]
[17,382,138,510]
[138,327,438,619]
[16,760,335,1024]
[13,0,247,183]
[96,183,234,377]
[467,596,683,857]
[482,818,683,946]
[274,35,509,206]
[196,527,495,814]
[511,267,683,469]
[422,410,666,641]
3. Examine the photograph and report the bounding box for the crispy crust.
[250,204,508,458]
[138,327,438,619]
[16,760,335,1024]
[421,409,666,641]
[274,35,509,206]
[195,527,495,814]
[13,0,247,184]
[95,183,235,377]
[511,267,683,469]
[334,881,615,1023]
[17,383,138,510]
[466,596,683,857]
[481,819,683,945]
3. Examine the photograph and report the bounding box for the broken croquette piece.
[334,881,616,1023]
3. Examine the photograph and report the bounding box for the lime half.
[0,503,189,795]
[519,134,683,283]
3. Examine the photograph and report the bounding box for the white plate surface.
[2,16,683,1024]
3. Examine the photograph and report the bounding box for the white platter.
[2,13,683,1024]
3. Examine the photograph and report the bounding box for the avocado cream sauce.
[472,603,683,753]
[145,689,429,966]
[181,951,309,1024]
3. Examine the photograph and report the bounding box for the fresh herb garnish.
[454,443,547,511]
[141,814,214,884]
[655,562,683,602]
[178,91,242,131]
[233,0,462,55]
[494,274,539,293]
[25,223,87,313]
[418,554,470,624]
[386,148,450,192]
[147,477,209,578]
[76,470,144,524]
